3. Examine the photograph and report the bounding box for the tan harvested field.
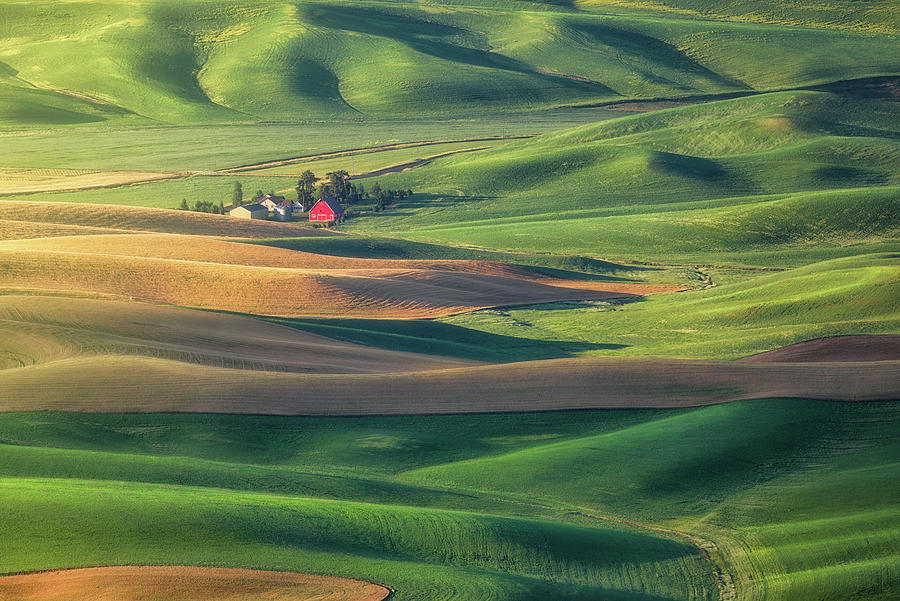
[0,566,391,601]
[0,168,175,195]
[0,294,480,372]
[1,355,896,415]
[0,219,122,241]
[740,335,900,363]
[0,238,658,317]
[0,201,337,239]
[0,233,536,275]
[0,233,687,295]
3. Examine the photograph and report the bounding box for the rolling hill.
[341,90,900,266]
[0,0,896,125]
[1,1,898,600]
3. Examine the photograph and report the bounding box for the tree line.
[177,174,412,215]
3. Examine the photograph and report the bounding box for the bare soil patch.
[739,335,900,363]
[0,566,390,601]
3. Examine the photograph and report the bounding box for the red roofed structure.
[309,197,345,222]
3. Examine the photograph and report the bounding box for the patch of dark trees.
[179,198,226,214]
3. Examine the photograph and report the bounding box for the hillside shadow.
[508,297,646,312]
[264,315,629,363]
[570,22,750,91]
[301,4,617,95]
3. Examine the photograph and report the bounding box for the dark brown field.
[1,355,895,415]
[740,335,900,363]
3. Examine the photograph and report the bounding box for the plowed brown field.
[1,355,895,414]
[0,566,390,601]
[739,335,900,363]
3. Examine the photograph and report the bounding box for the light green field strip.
[239,140,499,177]
[0,114,605,171]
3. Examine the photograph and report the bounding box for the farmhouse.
[229,203,268,220]
[256,194,288,211]
[309,197,345,222]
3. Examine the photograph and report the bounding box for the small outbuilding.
[309,197,345,222]
[274,204,292,221]
[229,203,268,220]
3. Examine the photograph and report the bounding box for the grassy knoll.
[0,401,896,600]
[442,253,900,359]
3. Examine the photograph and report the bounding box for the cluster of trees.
[179,198,226,214]
[295,171,317,212]
[369,182,412,212]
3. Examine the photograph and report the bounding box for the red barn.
[309,197,345,222]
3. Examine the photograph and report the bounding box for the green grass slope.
[399,399,900,601]
[0,409,722,601]
[0,401,896,600]
[343,91,900,266]
[0,0,896,125]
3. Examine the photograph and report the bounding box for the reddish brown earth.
[740,335,900,363]
[0,566,391,601]
[1,355,896,415]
